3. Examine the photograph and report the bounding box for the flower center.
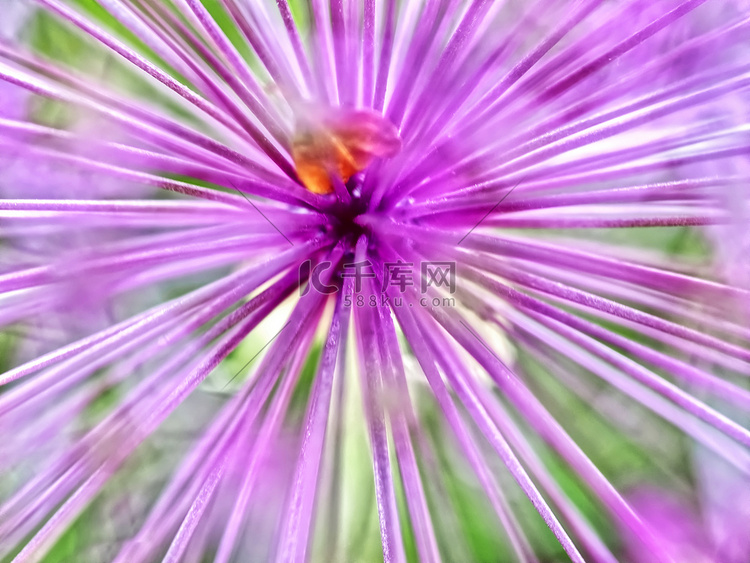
[324,176,369,243]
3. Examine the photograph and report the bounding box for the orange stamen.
[291,107,401,194]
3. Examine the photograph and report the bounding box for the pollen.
[291,107,402,195]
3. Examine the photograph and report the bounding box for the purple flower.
[1,1,750,562]
[625,456,750,563]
